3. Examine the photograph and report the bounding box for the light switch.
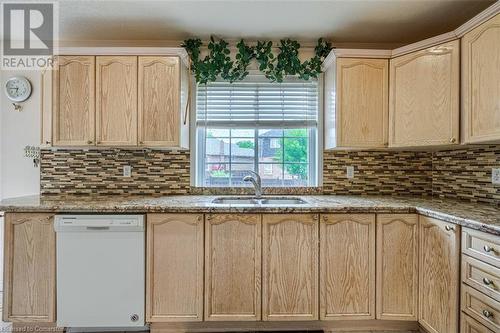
[123,165,132,177]
[492,168,500,185]
[346,166,355,179]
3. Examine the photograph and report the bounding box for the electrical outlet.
[123,165,132,177]
[346,166,355,179]
[492,168,500,185]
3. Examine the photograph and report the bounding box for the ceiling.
[58,0,495,46]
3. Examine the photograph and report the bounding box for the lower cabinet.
[146,214,204,322]
[419,216,460,333]
[376,214,418,321]
[320,214,376,320]
[461,313,494,333]
[3,213,56,323]
[205,214,262,321]
[262,214,319,321]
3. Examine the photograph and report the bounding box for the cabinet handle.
[445,225,455,232]
[450,138,456,143]
[87,140,93,144]
[483,277,494,286]
[45,140,51,144]
[482,310,493,319]
[484,245,495,253]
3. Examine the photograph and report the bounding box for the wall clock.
[5,76,32,111]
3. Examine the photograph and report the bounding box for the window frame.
[190,74,323,188]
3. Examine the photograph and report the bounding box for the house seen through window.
[195,76,319,187]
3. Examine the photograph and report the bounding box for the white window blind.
[196,78,319,128]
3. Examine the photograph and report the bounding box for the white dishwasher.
[55,215,145,328]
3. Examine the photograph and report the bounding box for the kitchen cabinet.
[324,57,389,149]
[138,56,187,147]
[262,214,319,321]
[319,214,375,320]
[419,216,460,333]
[205,214,261,321]
[389,40,460,147]
[462,285,500,332]
[96,56,138,146]
[3,213,56,323]
[462,13,500,144]
[52,56,95,146]
[461,313,494,333]
[376,214,418,321]
[146,214,204,322]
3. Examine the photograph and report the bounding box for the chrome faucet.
[243,171,262,198]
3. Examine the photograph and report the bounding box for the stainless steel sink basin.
[211,196,307,205]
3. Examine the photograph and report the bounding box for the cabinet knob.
[139,141,144,144]
[45,140,51,144]
[87,140,93,144]
[445,225,455,232]
[450,137,456,143]
[482,310,493,319]
[484,245,495,253]
[483,277,494,286]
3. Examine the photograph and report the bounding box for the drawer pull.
[445,225,455,232]
[484,245,496,253]
[483,277,494,286]
[482,309,493,319]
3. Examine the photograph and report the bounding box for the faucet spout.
[243,171,262,198]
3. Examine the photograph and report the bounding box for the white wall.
[0,70,41,200]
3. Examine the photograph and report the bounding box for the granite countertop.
[0,194,499,235]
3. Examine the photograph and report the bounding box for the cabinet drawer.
[462,285,500,332]
[463,255,500,302]
[461,313,494,333]
[463,228,500,268]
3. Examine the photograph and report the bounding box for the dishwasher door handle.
[86,226,110,231]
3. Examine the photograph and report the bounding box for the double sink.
[211,196,308,206]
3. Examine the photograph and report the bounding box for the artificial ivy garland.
[181,37,332,84]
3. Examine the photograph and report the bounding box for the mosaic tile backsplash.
[40,149,190,195]
[432,146,500,205]
[322,150,433,196]
[40,146,499,205]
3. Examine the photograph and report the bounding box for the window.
[195,76,319,187]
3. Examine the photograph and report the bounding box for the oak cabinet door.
[53,56,95,146]
[336,58,388,148]
[389,40,460,147]
[419,216,460,333]
[138,56,180,147]
[262,214,319,321]
[205,214,261,321]
[96,56,138,146]
[376,214,418,321]
[146,214,204,322]
[320,214,375,320]
[3,213,56,323]
[462,13,500,144]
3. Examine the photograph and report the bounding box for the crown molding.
[56,46,189,66]
[391,31,458,58]
[454,1,500,37]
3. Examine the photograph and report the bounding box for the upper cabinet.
[48,52,189,148]
[138,56,182,147]
[53,56,95,146]
[462,13,500,144]
[324,56,389,149]
[389,40,460,147]
[96,56,138,146]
